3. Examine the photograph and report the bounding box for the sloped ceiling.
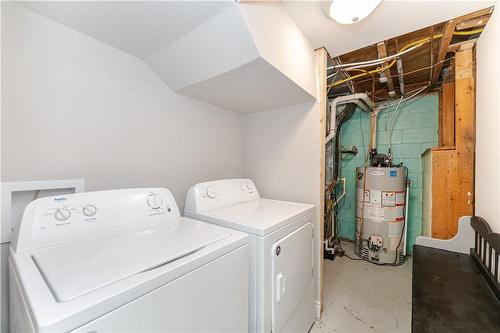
[283,0,496,57]
[17,1,316,113]
[19,1,233,58]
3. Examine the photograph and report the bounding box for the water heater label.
[369,190,382,204]
[396,191,406,206]
[382,191,396,207]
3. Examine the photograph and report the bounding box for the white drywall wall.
[475,5,500,232]
[239,1,317,98]
[243,100,321,315]
[1,2,244,210]
[241,1,321,314]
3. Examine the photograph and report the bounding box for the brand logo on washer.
[275,246,281,256]
[54,197,67,202]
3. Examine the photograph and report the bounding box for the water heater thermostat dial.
[82,205,98,217]
[54,208,71,222]
[206,186,218,199]
[147,194,164,209]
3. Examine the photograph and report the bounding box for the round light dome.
[324,0,383,24]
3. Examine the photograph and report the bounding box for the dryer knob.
[147,194,164,209]
[82,205,98,217]
[54,208,71,222]
[206,186,218,199]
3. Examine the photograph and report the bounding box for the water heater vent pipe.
[326,93,373,144]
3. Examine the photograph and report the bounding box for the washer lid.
[32,219,230,302]
[193,199,314,236]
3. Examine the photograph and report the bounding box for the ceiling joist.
[376,42,396,97]
[430,20,456,89]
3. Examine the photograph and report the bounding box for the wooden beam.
[456,14,490,30]
[376,42,396,97]
[447,38,479,53]
[454,41,475,223]
[454,7,494,23]
[438,82,455,147]
[315,47,328,316]
[430,20,456,89]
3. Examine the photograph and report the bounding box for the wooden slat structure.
[422,42,476,239]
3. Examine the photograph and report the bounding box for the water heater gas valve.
[368,235,383,249]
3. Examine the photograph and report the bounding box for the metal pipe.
[403,180,411,256]
[326,93,373,144]
[397,58,405,95]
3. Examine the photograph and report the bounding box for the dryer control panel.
[12,188,180,253]
[185,179,260,213]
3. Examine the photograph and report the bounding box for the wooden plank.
[439,82,455,146]
[315,47,328,314]
[376,42,396,97]
[454,42,475,217]
[447,38,479,53]
[456,15,490,30]
[430,21,456,89]
[431,149,460,238]
[453,7,494,24]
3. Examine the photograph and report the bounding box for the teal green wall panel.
[337,93,438,254]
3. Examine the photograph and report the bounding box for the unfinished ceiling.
[327,7,494,101]
[283,0,495,57]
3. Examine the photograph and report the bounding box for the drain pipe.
[326,93,373,144]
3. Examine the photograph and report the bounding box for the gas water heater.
[355,166,407,264]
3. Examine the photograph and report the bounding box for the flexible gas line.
[328,28,483,88]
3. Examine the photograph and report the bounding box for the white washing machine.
[9,188,249,332]
[185,179,315,333]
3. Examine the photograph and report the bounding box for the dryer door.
[271,221,313,332]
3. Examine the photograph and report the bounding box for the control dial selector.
[82,205,98,217]
[54,208,71,222]
[246,183,254,193]
[147,194,164,209]
[206,186,218,199]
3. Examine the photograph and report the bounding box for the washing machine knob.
[206,186,218,199]
[82,205,98,217]
[246,183,254,193]
[147,194,163,209]
[54,208,71,222]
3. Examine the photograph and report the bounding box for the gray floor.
[311,242,412,333]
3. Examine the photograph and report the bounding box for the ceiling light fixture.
[323,0,383,24]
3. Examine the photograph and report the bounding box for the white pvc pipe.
[326,93,373,144]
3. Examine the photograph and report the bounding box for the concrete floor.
[311,242,412,333]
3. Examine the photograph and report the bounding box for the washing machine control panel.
[13,188,180,253]
[185,179,260,213]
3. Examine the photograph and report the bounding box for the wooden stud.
[430,20,456,89]
[376,42,396,97]
[315,47,328,314]
[454,42,475,217]
[439,82,455,147]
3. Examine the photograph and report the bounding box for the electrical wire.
[328,28,483,89]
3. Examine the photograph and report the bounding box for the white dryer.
[185,179,315,333]
[9,188,249,332]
